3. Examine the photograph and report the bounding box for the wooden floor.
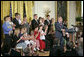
[37,51,50,56]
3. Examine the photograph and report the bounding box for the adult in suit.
[44,15,51,34]
[31,14,39,30]
[44,15,52,51]
[55,16,68,49]
[13,13,21,28]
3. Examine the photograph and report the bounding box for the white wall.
[33,1,55,19]
[81,1,83,17]
[68,1,76,28]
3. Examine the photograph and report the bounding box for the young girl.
[24,30,36,52]
[51,18,55,31]
[39,25,48,52]
[29,31,36,52]
[48,25,56,48]
[34,26,40,51]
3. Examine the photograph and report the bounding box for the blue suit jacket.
[55,22,68,39]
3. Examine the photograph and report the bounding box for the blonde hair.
[14,28,20,36]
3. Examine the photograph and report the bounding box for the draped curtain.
[1,1,10,23]
[25,1,33,22]
[1,1,33,23]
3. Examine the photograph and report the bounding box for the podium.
[67,28,76,47]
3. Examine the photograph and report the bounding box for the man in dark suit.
[31,14,39,30]
[13,13,21,28]
[44,15,51,25]
[44,15,52,51]
[55,16,68,48]
[44,15,51,33]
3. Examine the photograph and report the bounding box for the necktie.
[36,20,38,24]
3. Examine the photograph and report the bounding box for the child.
[19,27,36,54]
[48,25,56,48]
[34,26,40,51]
[16,26,29,51]
[39,25,48,52]
[29,31,37,52]
[23,32,35,52]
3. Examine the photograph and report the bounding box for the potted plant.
[76,17,83,26]
[76,17,83,22]
[44,8,51,18]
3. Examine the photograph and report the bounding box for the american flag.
[10,2,12,21]
[23,2,26,17]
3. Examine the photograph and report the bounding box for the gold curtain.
[25,1,33,22]
[1,1,33,22]
[12,1,18,18]
[1,1,3,22]
[17,1,23,21]
[25,1,29,22]
[1,1,10,38]
[1,1,10,23]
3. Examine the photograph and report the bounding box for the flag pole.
[10,1,12,21]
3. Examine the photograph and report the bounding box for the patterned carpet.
[38,51,50,56]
